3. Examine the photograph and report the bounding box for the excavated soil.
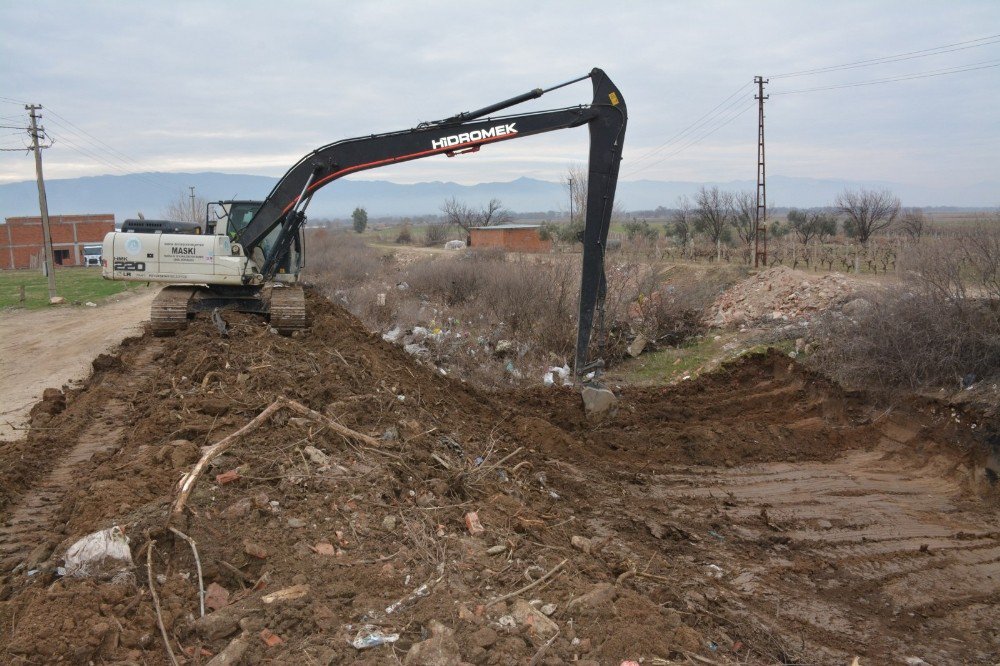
[0,290,998,665]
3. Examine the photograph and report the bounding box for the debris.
[540,603,557,616]
[512,598,559,640]
[259,628,284,647]
[465,511,485,535]
[205,637,248,666]
[403,632,461,665]
[903,658,930,666]
[84,301,97,307]
[205,583,230,611]
[570,535,592,554]
[486,544,507,555]
[262,584,310,604]
[568,583,617,612]
[487,559,567,608]
[303,445,330,466]
[63,526,132,579]
[627,334,647,358]
[352,624,400,649]
[312,542,337,556]
[215,469,241,485]
[286,517,306,528]
[382,326,402,342]
[705,564,724,579]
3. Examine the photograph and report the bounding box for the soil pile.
[0,289,997,665]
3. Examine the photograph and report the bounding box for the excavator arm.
[238,68,627,376]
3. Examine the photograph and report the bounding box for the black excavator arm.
[237,68,627,376]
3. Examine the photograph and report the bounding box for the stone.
[243,540,268,559]
[581,386,617,418]
[570,536,592,554]
[464,511,485,536]
[627,334,647,358]
[382,515,397,531]
[303,446,330,466]
[205,637,248,666]
[286,517,307,528]
[511,599,559,640]
[205,583,230,611]
[816,519,833,530]
[568,583,617,612]
[49,296,65,305]
[469,627,498,648]
[402,633,461,666]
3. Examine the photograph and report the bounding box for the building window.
[54,249,70,265]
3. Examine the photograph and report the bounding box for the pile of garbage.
[707,266,857,329]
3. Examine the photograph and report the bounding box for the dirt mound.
[1,289,997,665]
[708,266,859,328]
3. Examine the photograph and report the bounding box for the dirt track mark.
[0,341,163,574]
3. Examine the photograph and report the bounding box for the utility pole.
[27,105,58,302]
[568,176,575,224]
[753,76,768,268]
[189,186,197,223]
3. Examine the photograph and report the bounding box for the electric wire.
[772,59,1000,95]
[43,128,176,192]
[627,81,754,168]
[624,100,756,178]
[771,33,1000,78]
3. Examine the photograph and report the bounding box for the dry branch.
[486,558,567,607]
[172,397,379,516]
[146,540,179,666]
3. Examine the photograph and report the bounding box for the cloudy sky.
[1,1,997,195]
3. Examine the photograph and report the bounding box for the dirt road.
[0,288,158,441]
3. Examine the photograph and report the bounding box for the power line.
[771,33,1000,79]
[625,100,756,178]
[772,59,1000,95]
[44,128,176,192]
[0,95,29,105]
[627,81,754,167]
[44,109,172,180]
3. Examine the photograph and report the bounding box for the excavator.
[102,68,627,375]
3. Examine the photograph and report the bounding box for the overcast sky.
[1,1,997,195]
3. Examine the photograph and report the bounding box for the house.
[468,224,551,253]
[0,214,115,269]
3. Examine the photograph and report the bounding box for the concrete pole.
[27,105,58,302]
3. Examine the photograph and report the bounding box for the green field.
[0,267,139,310]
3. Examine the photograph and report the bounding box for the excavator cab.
[207,200,303,282]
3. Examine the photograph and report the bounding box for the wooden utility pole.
[189,185,197,223]
[568,176,575,224]
[753,76,768,268]
[27,105,58,302]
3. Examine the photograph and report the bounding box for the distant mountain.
[1,172,995,223]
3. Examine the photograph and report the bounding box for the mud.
[0,290,997,664]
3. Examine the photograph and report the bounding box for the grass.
[0,267,140,310]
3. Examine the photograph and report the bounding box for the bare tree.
[441,197,512,233]
[835,187,900,272]
[565,165,588,224]
[669,195,693,256]
[163,189,208,225]
[694,186,734,261]
[731,191,756,263]
[899,207,926,242]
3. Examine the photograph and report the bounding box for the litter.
[705,564,724,579]
[63,526,133,580]
[351,624,399,650]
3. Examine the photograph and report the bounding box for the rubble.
[708,266,858,328]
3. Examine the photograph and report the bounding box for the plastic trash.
[382,326,402,343]
[63,526,133,579]
[543,372,554,386]
[351,625,399,649]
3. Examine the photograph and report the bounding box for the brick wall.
[469,227,551,253]
[0,214,115,269]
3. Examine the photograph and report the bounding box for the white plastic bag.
[63,526,133,579]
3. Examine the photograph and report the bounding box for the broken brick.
[464,511,485,536]
[215,469,241,485]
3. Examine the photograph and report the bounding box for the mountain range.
[1,172,996,222]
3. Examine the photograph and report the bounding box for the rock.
[168,439,199,467]
[303,445,330,466]
[222,498,253,519]
[627,334,647,358]
[581,386,617,418]
[286,518,307,528]
[816,519,833,530]
[568,583,617,612]
[469,626,498,648]
[382,515,397,531]
[842,297,872,318]
[49,296,65,305]
[288,417,312,429]
[464,511,485,536]
[540,603,557,616]
[215,469,241,485]
[403,633,461,666]
[205,583,230,611]
[41,387,65,403]
[570,535,592,554]
[511,599,559,640]
[262,584,310,605]
[486,545,506,555]
[200,399,229,416]
[243,540,268,559]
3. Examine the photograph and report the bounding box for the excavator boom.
[240,68,627,374]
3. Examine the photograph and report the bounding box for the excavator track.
[150,285,196,336]
[269,285,307,335]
